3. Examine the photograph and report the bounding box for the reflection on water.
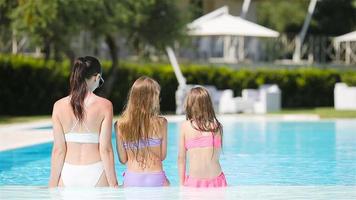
[0,186,355,200]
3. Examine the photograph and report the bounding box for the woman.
[49,56,118,187]
[178,86,227,187]
[115,76,169,187]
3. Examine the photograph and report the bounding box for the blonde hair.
[118,76,161,167]
[185,86,222,134]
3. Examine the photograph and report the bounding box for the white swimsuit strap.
[66,92,98,144]
[69,120,79,132]
[69,120,92,133]
[82,121,91,132]
[65,132,99,144]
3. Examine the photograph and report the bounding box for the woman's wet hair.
[69,56,101,122]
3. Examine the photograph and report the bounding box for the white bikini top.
[65,120,99,144]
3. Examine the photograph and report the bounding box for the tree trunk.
[65,49,76,65]
[102,34,120,98]
[43,38,51,61]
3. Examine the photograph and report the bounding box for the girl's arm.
[115,121,128,164]
[160,117,168,161]
[99,102,118,187]
[49,102,66,187]
[178,122,187,186]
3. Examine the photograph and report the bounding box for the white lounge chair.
[334,83,356,110]
[218,84,282,114]
[250,84,282,114]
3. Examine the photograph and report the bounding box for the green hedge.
[0,55,69,115]
[1,54,356,115]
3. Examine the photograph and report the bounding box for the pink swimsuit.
[184,133,227,188]
[185,134,222,149]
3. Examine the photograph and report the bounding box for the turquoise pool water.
[1,120,356,186]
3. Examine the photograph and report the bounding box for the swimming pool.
[0,119,355,198]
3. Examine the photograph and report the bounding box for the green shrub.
[340,72,356,86]
[0,55,69,115]
[1,54,356,115]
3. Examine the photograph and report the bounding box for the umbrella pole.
[238,37,245,62]
[293,0,318,63]
[238,0,251,63]
[346,41,351,65]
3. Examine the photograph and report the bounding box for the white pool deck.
[0,114,321,152]
[0,186,355,200]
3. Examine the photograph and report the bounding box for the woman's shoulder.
[93,95,113,109]
[53,96,69,109]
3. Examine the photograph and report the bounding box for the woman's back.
[55,94,111,165]
[49,56,117,187]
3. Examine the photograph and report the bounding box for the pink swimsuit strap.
[185,134,222,149]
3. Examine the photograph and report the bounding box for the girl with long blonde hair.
[115,76,169,187]
[178,86,227,187]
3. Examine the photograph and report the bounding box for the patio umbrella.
[188,14,279,38]
[334,31,356,64]
[187,8,279,63]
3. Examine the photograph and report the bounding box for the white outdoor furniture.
[218,84,282,114]
[253,84,281,113]
[204,85,223,112]
[334,83,356,110]
[219,89,238,113]
[177,84,281,114]
[175,84,191,114]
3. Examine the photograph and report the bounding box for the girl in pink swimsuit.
[178,86,227,188]
[115,76,169,187]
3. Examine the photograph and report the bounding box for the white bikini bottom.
[61,161,104,187]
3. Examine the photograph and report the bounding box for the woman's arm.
[115,121,128,164]
[99,101,118,187]
[178,122,187,186]
[160,117,168,161]
[49,102,66,187]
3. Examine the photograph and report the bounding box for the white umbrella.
[188,14,279,38]
[334,31,356,64]
[187,11,279,63]
[334,31,356,43]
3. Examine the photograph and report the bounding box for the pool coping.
[0,119,53,152]
[0,185,355,199]
[1,114,355,152]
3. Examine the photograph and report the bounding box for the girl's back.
[178,86,227,188]
[181,120,222,179]
[115,76,169,187]
[116,116,167,172]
